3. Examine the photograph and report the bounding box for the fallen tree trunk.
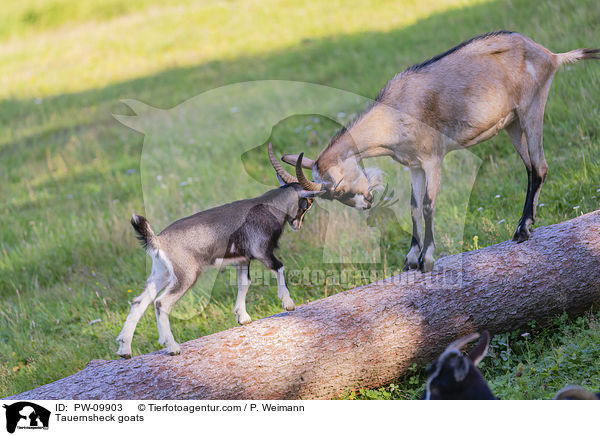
[6,210,600,400]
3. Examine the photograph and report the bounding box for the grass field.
[1,0,599,399]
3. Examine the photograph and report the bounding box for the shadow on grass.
[3,0,598,152]
[2,0,599,329]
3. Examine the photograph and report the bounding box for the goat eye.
[299,198,308,209]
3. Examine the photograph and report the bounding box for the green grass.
[1,0,600,398]
[350,311,600,400]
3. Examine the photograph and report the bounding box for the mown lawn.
[1,0,599,399]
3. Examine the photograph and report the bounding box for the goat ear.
[282,154,315,169]
[453,355,470,382]
[468,330,491,366]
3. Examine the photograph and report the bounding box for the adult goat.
[282,31,599,271]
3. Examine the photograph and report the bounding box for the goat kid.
[423,331,495,400]
[424,331,600,400]
[117,150,318,357]
[282,31,599,272]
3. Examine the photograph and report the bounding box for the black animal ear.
[453,355,470,382]
[468,330,490,366]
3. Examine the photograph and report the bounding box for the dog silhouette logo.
[3,402,50,433]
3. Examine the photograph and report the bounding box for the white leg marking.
[276,266,295,311]
[154,285,185,355]
[233,265,252,325]
[117,257,169,358]
[152,251,193,356]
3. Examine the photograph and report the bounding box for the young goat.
[424,332,600,400]
[282,31,599,272]
[423,331,495,400]
[116,145,318,357]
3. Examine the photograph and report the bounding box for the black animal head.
[424,331,495,400]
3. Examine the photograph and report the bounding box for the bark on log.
[6,210,600,400]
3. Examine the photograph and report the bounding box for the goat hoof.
[236,313,252,325]
[512,226,531,243]
[117,343,132,359]
[513,218,533,242]
[282,298,295,311]
[418,257,435,273]
[403,259,419,271]
[167,345,181,356]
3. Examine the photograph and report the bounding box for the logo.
[3,402,50,433]
[114,80,482,303]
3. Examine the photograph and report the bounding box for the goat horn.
[268,143,297,184]
[296,153,323,191]
[444,332,480,353]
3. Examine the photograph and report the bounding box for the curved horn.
[282,154,315,169]
[268,143,297,184]
[444,332,480,353]
[296,153,323,191]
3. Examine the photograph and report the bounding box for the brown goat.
[280,31,599,272]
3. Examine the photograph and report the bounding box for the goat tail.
[131,214,159,251]
[556,48,600,65]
